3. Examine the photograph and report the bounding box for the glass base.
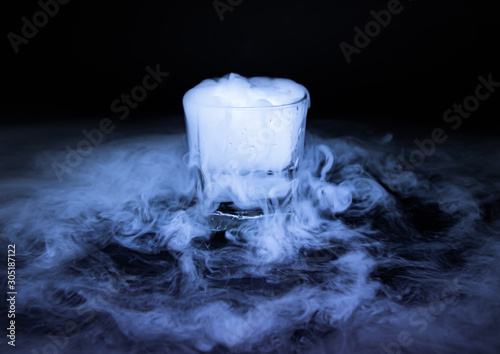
[205,201,293,231]
[206,202,265,231]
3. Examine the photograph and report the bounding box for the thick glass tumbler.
[183,74,310,216]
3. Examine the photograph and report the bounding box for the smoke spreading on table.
[1,122,499,353]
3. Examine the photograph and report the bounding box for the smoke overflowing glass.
[183,73,310,225]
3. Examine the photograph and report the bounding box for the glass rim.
[188,93,309,110]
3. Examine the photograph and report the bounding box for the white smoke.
[182,73,309,108]
[183,73,310,208]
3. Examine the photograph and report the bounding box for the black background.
[2,0,499,134]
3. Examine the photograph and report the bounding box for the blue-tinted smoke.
[0,121,499,353]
